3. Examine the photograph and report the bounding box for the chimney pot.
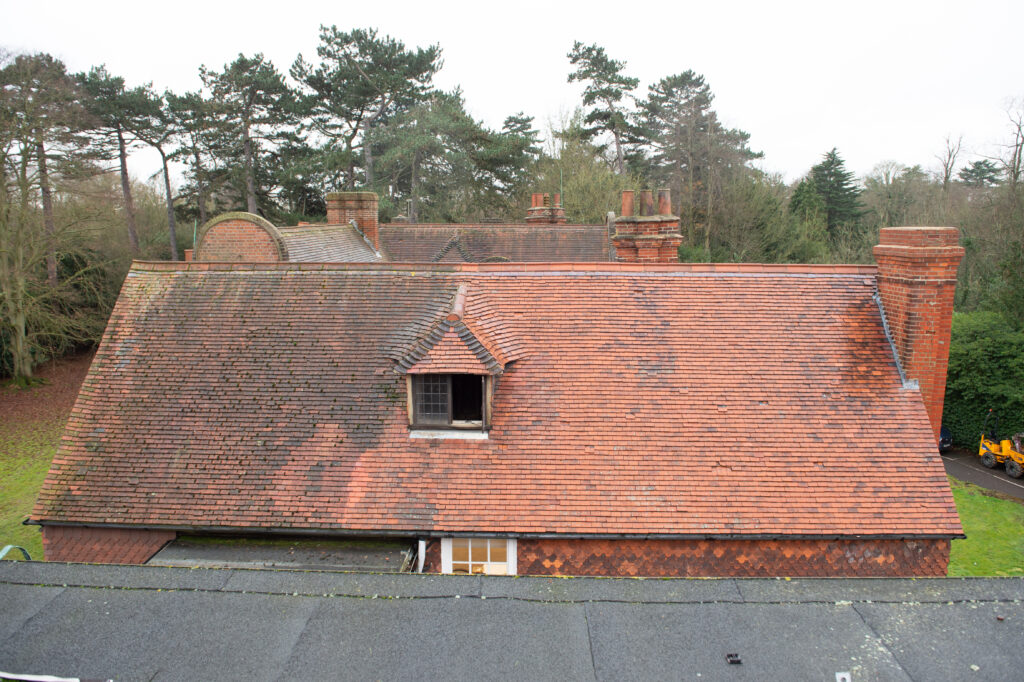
[657,189,671,215]
[621,190,635,217]
[640,190,655,217]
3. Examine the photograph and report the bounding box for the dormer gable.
[394,285,507,376]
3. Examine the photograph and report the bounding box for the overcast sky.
[4,0,1022,187]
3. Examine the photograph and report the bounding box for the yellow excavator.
[978,409,1024,478]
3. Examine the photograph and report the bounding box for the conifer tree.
[567,42,638,175]
[958,159,1001,187]
[78,66,155,253]
[200,54,297,214]
[291,27,441,189]
[809,147,862,235]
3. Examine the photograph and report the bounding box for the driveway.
[942,447,1024,500]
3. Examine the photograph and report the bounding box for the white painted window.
[440,537,516,576]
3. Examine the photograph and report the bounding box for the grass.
[948,476,1024,576]
[0,418,62,560]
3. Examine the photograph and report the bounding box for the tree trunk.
[365,141,375,188]
[242,119,257,214]
[612,128,625,175]
[194,148,207,225]
[36,139,57,286]
[117,126,140,254]
[159,148,179,260]
[410,151,419,223]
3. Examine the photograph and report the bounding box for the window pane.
[415,375,449,423]
[471,564,486,574]
[452,542,469,562]
[486,563,507,576]
[452,562,469,574]
[489,540,507,563]
[471,541,488,562]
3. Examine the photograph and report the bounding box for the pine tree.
[291,27,441,190]
[637,71,761,251]
[566,42,639,175]
[200,54,297,214]
[78,66,157,253]
[809,148,862,235]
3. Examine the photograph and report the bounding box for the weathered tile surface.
[32,262,960,541]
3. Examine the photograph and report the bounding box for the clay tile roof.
[398,320,504,375]
[277,223,381,262]
[378,224,611,262]
[32,261,961,539]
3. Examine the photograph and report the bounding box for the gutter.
[26,520,964,541]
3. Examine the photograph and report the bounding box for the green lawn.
[948,476,1024,576]
[0,419,61,560]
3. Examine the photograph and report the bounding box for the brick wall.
[515,538,949,577]
[42,526,175,564]
[327,192,379,252]
[196,214,283,262]
[874,227,964,442]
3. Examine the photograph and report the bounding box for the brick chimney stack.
[526,192,567,224]
[612,188,682,263]
[326,191,380,251]
[874,227,964,443]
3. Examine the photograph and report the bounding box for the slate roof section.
[378,224,612,262]
[32,261,961,538]
[277,224,381,262]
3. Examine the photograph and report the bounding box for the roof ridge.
[131,260,878,276]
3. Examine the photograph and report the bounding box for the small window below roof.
[410,374,488,429]
[441,537,516,575]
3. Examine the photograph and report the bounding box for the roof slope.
[33,262,961,538]
[378,224,611,262]
[277,224,381,262]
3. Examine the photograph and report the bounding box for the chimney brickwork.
[526,192,567,224]
[613,189,682,263]
[874,227,964,443]
[327,191,380,251]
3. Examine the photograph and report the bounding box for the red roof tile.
[378,224,611,262]
[32,261,961,538]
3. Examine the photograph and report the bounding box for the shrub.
[943,311,1024,446]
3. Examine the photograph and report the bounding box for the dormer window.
[411,374,489,429]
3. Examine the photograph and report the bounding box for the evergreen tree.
[78,66,156,253]
[291,26,441,190]
[808,147,862,235]
[165,90,221,225]
[200,54,297,214]
[637,71,761,252]
[132,89,182,259]
[566,42,639,175]
[958,159,1001,187]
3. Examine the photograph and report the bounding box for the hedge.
[943,311,1024,447]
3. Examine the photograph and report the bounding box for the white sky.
[3,0,1023,186]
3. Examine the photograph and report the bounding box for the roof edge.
[27,520,963,540]
[128,260,879,276]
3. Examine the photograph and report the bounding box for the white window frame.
[440,537,517,576]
